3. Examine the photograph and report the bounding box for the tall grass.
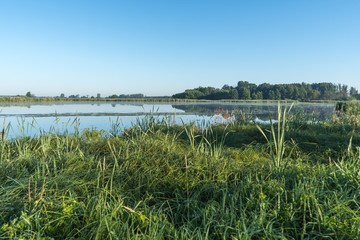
[1,112,360,239]
[256,102,294,173]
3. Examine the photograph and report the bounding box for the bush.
[336,101,360,115]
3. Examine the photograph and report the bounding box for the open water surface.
[0,101,335,138]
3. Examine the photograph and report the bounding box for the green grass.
[336,100,360,116]
[1,111,360,239]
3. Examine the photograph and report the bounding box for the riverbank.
[1,113,360,239]
[0,96,339,104]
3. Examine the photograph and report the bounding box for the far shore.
[0,96,338,104]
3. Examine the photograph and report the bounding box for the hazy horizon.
[1,0,360,96]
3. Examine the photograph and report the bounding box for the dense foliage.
[1,109,360,239]
[336,101,360,115]
[173,81,360,101]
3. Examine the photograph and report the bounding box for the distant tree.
[257,83,271,99]
[275,89,281,100]
[268,90,275,100]
[222,84,231,90]
[207,90,233,100]
[237,81,249,90]
[350,87,358,98]
[238,87,251,100]
[184,90,205,99]
[60,93,65,98]
[26,91,33,97]
[130,93,145,98]
[172,81,359,101]
[296,86,307,101]
[229,89,238,99]
[341,84,348,95]
[252,92,265,100]
[310,90,321,100]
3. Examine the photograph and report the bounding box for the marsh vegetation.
[1,104,360,239]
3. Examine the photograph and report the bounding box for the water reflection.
[0,101,335,138]
[172,102,335,121]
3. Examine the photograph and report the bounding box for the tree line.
[172,81,360,101]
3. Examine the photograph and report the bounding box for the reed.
[256,102,295,173]
[1,112,360,239]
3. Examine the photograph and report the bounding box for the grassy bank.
[1,112,360,239]
[0,96,334,104]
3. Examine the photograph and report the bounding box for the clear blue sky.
[1,0,360,97]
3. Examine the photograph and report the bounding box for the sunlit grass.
[1,108,360,239]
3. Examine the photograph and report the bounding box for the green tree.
[255,91,263,100]
[229,89,239,99]
[310,90,321,100]
[268,90,275,100]
[222,84,231,90]
[238,87,251,100]
[26,91,33,97]
[350,87,358,98]
[275,89,281,100]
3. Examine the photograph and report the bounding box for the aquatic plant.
[256,102,294,173]
[1,113,360,239]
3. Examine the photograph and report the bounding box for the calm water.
[0,101,335,138]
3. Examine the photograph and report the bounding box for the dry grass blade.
[34,180,37,200]
[123,205,136,213]
[39,174,47,200]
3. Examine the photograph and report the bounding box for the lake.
[0,101,335,138]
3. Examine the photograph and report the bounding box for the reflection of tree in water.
[172,103,334,121]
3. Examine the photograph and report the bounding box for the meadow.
[1,104,360,239]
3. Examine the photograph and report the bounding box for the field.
[1,107,360,239]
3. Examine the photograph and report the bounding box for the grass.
[256,102,294,173]
[1,108,360,239]
[336,100,360,115]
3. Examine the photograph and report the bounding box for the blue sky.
[1,0,360,97]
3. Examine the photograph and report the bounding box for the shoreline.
[0,96,338,104]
